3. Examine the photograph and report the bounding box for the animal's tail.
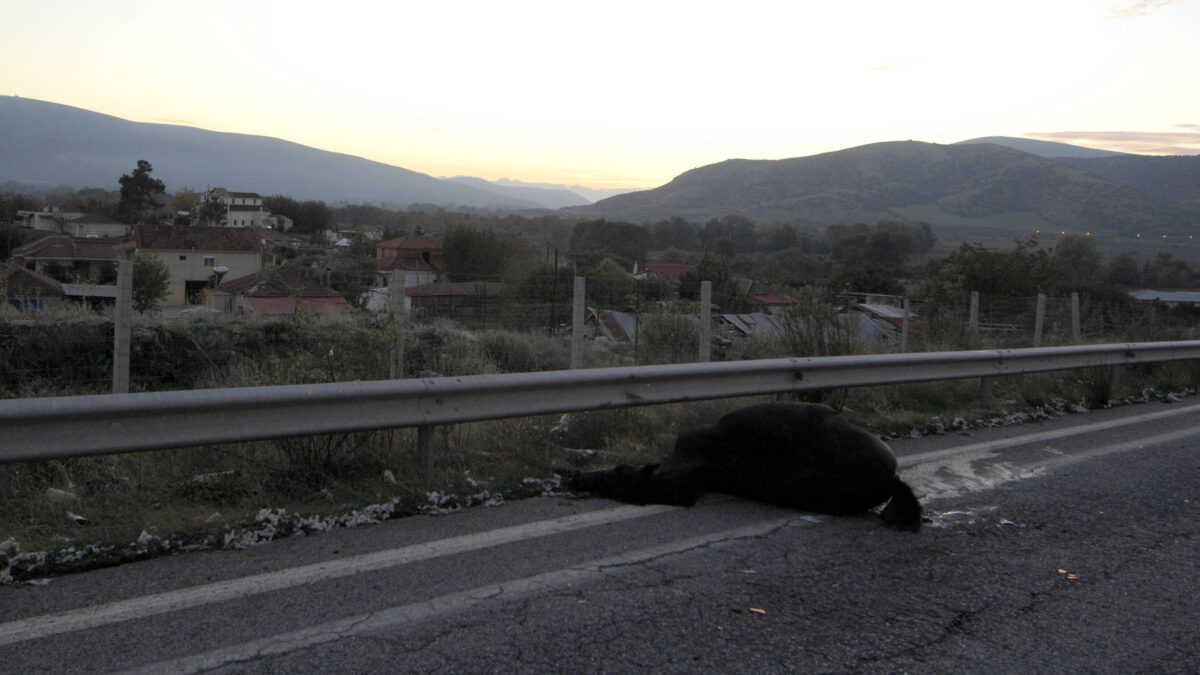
[879,477,923,532]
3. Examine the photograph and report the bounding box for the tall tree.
[132,253,172,312]
[443,226,520,281]
[569,219,651,269]
[116,160,166,224]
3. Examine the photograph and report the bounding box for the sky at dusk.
[7,0,1199,190]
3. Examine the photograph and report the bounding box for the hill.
[0,97,544,210]
[570,141,1200,241]
[955,136,1128,159]
[1055,155,1200,211]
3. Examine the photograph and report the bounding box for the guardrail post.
[570,276,585,369]
[390,270,406,379]
[417,424,435,480]
[699,281,712,362]
[1071,292,1081,343]
[113,259,132,394]
[901,298,911,352]
[1033,293,1046,347]
[980,376,993,409]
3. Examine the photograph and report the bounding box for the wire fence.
[3,278,1198,400]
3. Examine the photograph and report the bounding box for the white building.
[200,188,272,229]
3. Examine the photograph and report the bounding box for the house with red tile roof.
[1,261,65,311]
[132,224,263,305]
[10,235,123,283]
[209,268,350,317]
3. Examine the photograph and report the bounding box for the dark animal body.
[570,402,922,531]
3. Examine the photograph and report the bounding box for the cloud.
[1025,130,1200,155]
[1103,0,1181,18]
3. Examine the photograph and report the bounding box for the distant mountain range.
[570,139,1200,242]
[5,96,1199,242]
[0,96,615,210]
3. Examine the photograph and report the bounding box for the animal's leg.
[570,463,708,506]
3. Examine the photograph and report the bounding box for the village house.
[10,235,122,283]
[338,224,383,242]
[129,224,263,305]
[406,281,504,322]
[209,268,350,318]
[0,261,64,311]
[375,235,445,289]
[16,208,82,233]
[199,188,291,230]
[67,213,130,238]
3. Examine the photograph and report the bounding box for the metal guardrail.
[3,341,1200,464]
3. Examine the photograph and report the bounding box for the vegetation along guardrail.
[3,340,1200,471]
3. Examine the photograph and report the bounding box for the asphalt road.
[2,399,1198,673]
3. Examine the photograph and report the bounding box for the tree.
[132,253,171,312]
[443,226,521,281]
[1105,252,1142,288]
[263,195,333,234]
[919,237,1050,305]
[650,217,701,250]
[1049,235,1104,292]
[116,160,166,224]
[569,219,651,269]
[679,254,755,311]
[169,187,200,215]
[195,197,227,227]
[0,221,32,259]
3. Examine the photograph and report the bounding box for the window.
[204,256,216,267]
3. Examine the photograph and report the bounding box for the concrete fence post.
[1071,292,1081,344]
[571,276,585,369]
[699,281,712,362]
[112,259,132,394]
[1034,293,1046,347]
[969,291,980,337]
[390,270,406,379]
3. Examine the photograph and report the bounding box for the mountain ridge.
[0,96,544,209]
[569,140,1200,239]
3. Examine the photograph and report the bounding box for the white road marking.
[0,503,679,648]
[118,518,800,675]
[902,407,1200,500]
[897,401,1200,469]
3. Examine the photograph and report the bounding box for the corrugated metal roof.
[856,303,918,319]
[1130,290,1200,303]
[721,313,784,337]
